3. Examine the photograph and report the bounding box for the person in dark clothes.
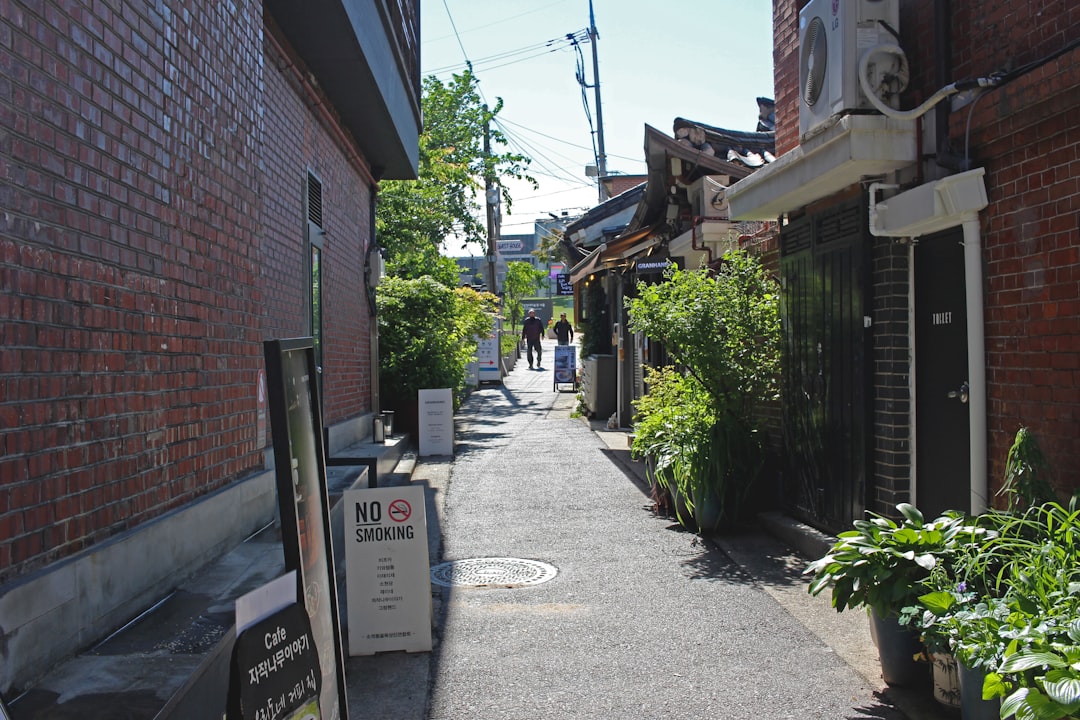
[553,313,574,345]
[521,309,545,368]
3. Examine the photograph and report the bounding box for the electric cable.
[424,32,586,76]
[493,117,592,187]
[497,116,641,165]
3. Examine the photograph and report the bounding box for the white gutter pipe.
[868,170,989,515]
[963,217,988,513]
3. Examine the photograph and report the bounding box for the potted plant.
[629,365,712,527]
[626,252,779,533]
[805,503,980,686]
[978,501,1080,720]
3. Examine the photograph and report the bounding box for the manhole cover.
[430,557,558,588]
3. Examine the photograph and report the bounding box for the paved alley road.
[421,340,910,720]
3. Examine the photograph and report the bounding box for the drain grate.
[430,557,558,588]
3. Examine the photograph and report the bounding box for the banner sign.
[345,486,432,655]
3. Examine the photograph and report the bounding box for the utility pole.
[483,109,499,294]
[588,0,608,201]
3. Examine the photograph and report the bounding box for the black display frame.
[263,338,348,720]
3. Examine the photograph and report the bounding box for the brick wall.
[0,1,378,582]
[260,31,375,425]
[772,0,801,155]
[771,0,1080,503]
[895,0,1080,498]
[0,1,266,581]
[965,11,1080,499]
[870,238,912,515]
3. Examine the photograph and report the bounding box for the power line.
[425,1,576,45]
[440,0,471,68]
[424,32,586,77]
[493,118,592,188]
[497,116,642,166]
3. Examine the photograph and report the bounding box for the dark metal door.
[780,201,870,533]
[914,229,970,516]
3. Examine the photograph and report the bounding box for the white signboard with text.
[345,486,432,655]
[418,388,454,456]
[476,334,501,382]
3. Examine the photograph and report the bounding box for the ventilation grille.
[816,203,862,245]
[307,173,324,229]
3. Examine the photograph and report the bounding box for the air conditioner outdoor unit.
[799,0,903,140]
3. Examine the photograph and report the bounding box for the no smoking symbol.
[388,499,412,523]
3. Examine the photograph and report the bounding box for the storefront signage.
[633,256,681,275]
[228,576,322,720]
[556,273,573,295]
[497,240,524,252]
[263,338,348,720]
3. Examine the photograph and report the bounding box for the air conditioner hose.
[859,44,999,121]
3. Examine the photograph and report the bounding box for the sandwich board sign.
[553,345,577,391]
[227,572,322,720]
[344,486,432,655]
[418,388,454,456]
[262,338,348,720]
[476,334,501,383]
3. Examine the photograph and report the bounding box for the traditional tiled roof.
[672,116,776,169]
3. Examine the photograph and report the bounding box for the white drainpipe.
[869,171,990,515]
[963,216,988,513]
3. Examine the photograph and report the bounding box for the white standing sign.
[476,335,501,382]
[418,388,454,456]
[344,486,432,655]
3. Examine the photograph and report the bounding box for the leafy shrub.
[377,276,496,411]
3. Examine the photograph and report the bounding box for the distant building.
[452,213,580,294]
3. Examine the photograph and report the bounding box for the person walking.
[553,313,574,346]
[521,309,545,369]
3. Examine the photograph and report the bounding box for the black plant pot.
[958,661,1000,720]
[869,609,928,687]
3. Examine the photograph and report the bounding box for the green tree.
[377,70,534,282]
[378,276,498,416]
[627,254,780,419]
[502,261,546,333]
[532,226,566,296]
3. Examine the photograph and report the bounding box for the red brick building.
[728,0,1080,531]
[0,0,419,695]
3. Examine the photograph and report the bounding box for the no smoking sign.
[388,498,411,523]
[344,486,432,655]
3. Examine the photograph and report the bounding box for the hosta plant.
[805,503,978,618]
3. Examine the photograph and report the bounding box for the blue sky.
[421,0,775,251]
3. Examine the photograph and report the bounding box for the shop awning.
[568,244,606,284]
